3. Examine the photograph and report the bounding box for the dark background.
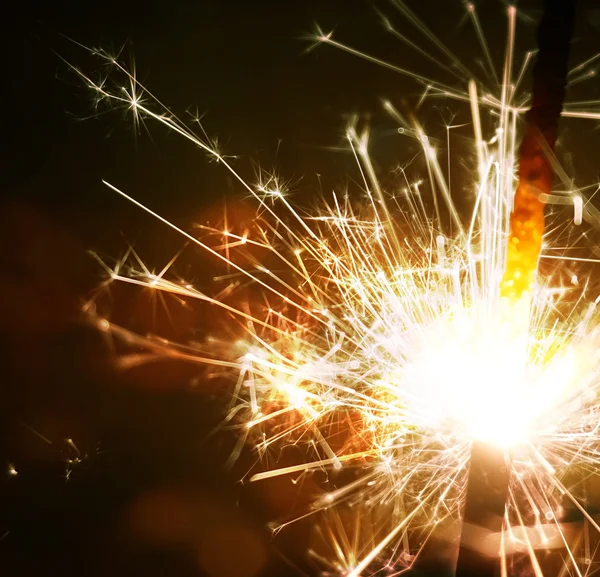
[2,1,600,576]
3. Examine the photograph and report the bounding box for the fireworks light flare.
[66,2,600,575]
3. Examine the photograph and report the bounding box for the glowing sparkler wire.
[500,0,577,302]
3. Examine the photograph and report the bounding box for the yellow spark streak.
[347,496,429,577]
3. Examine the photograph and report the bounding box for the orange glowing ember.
[501,124,552,301]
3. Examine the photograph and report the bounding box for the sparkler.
[456,1,577,576]
[72,1,600,575]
